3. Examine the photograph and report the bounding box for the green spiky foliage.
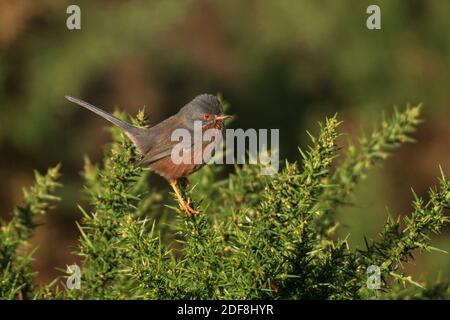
[1,103,449,300]
[0,166,61,299]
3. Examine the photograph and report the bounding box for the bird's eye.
[203,113,211,121]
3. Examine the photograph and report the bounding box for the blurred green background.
[0,0,449,286]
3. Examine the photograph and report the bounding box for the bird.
[65,94,232,214]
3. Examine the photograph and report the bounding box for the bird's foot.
[169,179,198,215]
[179,198,199,215]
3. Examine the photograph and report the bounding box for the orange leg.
[169,180,198,215]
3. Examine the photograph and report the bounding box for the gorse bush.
[0,166,61,299]
[1,103,449,300]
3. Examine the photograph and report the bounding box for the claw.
[170,179,199,215]
[181,200,199,215]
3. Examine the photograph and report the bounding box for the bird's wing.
[136,140,195,167]
[136,115,193,167]
[136,144,175,166]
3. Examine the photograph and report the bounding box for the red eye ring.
[203,113,211,120]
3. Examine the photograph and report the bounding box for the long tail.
[65,95,147,154]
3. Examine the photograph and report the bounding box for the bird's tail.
[65,95,147,154]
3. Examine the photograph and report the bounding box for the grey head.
[178,94,223,129]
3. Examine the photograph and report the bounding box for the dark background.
[0,0,449,286]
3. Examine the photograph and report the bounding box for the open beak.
[215,114,234,121]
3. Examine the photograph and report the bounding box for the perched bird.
[65,94,232,214]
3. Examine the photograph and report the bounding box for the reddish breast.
[150,120,225,180]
